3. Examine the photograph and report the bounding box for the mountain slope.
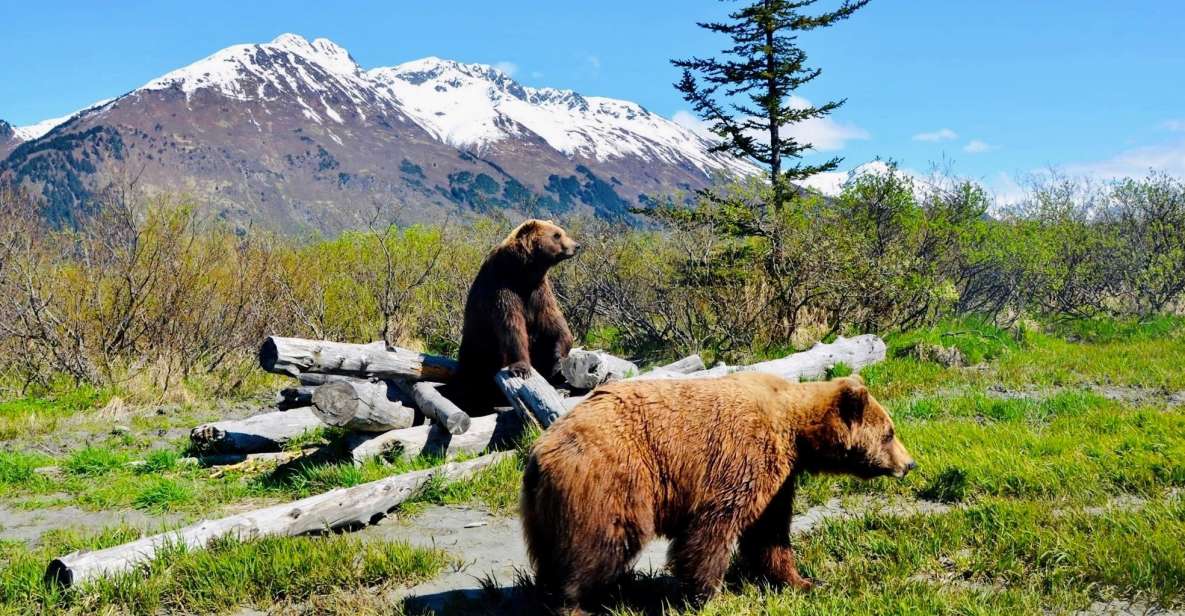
[0,120,21,160]
[1,34,756,232]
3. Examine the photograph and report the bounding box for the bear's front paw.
[790,575,821,591]
[507,361,532,379]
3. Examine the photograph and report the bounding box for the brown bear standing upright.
[521,373,915,613]
[454,219,580,409]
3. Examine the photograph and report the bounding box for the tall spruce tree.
[673,0,870,210]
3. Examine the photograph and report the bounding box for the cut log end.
[45,559,72,587]
[258,337,285,375]
[444,412,471,435]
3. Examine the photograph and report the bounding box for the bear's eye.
[553,232,562,240]
[883,428,895,444]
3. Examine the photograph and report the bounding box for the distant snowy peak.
[373,55,756,176]
[12,99,114,141]
[139,33,375,118]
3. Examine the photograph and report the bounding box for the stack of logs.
[49,334,886,588]
[189,335,889,466]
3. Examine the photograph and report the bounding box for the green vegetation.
[0,526,452,615]
[0,316,1180,614]
[628,497,1185,615]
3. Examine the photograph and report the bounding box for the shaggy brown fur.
[521,373,915,613]
[455,219,579,409]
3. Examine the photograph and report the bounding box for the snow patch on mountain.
[371,56,758,177]
[14,99,115,141]
[139,33,376,122]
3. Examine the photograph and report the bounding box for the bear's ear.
[837,378,868,426]
[513,219,542,238]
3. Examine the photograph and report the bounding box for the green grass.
[0,386,114,440]
[795,395,1185,507]
[618,496,1185,615]
[886,316,1020,366]
[0,526,453,615]
[415,451,526,514]
[62,446,132,476]
[1,316,1183,614]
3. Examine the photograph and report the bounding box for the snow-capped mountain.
[369,58,754,177]
[1,34,755,231]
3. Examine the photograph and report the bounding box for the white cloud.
[1162,119,1185,132]
[492,61,518,77]
[963,139,998,154]
[672,110,714,140]
[780,96,870,152]
[1062,139,1185,180]
[913,128,958,142]
[673,99,868,153]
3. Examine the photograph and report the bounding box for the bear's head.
[801,377,916,479]
[504,219,581,265]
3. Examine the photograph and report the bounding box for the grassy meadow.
[0,317,1181,614]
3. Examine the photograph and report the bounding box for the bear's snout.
[896,459,917,478]
[887,438,916,478]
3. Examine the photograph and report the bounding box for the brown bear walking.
[521,373,915,613]
[454,219,580,410]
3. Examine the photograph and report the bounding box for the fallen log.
[275,386,315,409]
[636,335,885,382]
[310,380,416,432]
[559,348,640,389]
[495,367,567,429]
[260,337,458,382]
[46,452,514,587]
[740,334,885,381]
[656,354,706,375]
[397,381,471,435]
[347,410,530,464]
[190,408,322,453]
[296,373,366,387]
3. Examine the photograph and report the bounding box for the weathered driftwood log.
[559,351,708,388]
[45,452,514,587]
[347,410,532,464]
[559,348,641,389]
[260,337,458,382]
[276,386,315,409]
[740,334,885,381]
[189,408,322,453]
[310,380,416,432]
[656,354,707,375]
[636,335,886,382]
[296,373,366,387]
[495,367,567,429]
[397,381,471,435]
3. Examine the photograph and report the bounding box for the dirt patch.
[986,384,1185,408]
[377,497,949,614]
[0,504,178,546]
[1070,600,1185,616]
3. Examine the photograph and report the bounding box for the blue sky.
[2,0,1183,195]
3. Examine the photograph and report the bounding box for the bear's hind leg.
[668,517,743,606]
[541,523,646,614]
[737,480,814,590]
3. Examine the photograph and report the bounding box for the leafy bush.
[0,169,1182,394]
